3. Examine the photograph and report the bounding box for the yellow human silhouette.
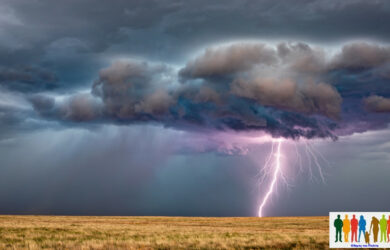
[343,215,351,242]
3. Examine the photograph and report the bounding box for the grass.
[0,215,329,249]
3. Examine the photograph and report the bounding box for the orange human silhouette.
[350,214,358,242]
[343,215,351,242]
[370,216,380,242]
[387,215,390,242]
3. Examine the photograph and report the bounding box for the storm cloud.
[28,41,390,140]
[179,43,277,78]
[364,95,390,113]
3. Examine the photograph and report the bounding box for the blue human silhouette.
[358,215,366,242]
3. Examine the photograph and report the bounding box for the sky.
[0,0,390,216]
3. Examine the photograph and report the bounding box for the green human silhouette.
[370,216,379,242]
[334,214,343,242]
[379,215,387,242]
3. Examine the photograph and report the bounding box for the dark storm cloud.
[161,0,390,48]
[28,41,389,140]
[178,42,341,120]
[30,94,103,122]
[0,0,182,54]
[0,0,389,94]
[30,59,336,139]
[231,79,341,120]
[0,89,40,139]
[0,0,183,94]
[330,43,390,70]
[0,0,389,140]
[92,61,175,118]
[30,60,176,124]
[0,66,58,92]
[179,43,277,79]
[0,104,43,141]
[364,95,390,113]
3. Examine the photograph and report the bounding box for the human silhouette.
[380,215,387,242]
[350,214,358,242]
[343,215,350,242]
[365,231,370,244]
[334,214,343,242]
[358,215,366,242]
[387,215,390,242]
[370,216,379,242]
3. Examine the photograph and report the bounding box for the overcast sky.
[0,0,389,216]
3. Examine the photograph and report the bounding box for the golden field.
[0,215,329,249]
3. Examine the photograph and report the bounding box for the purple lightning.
[258,138,283,217]
[256,137,329,217]
[211,132,328,217]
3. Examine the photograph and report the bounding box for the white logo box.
[329,212,390,248]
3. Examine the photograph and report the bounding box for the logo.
[330,212,390,248]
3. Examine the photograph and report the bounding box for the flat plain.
[0,215,329,249]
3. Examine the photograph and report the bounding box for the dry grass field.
[0,215,329,249]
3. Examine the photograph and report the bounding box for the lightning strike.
[256,138,330,217]
[258,138,283,217]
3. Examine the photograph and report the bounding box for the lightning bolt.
[258,138,283,217]
[256,138,330,217]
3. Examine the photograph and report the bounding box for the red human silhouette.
[351,214,358,242]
